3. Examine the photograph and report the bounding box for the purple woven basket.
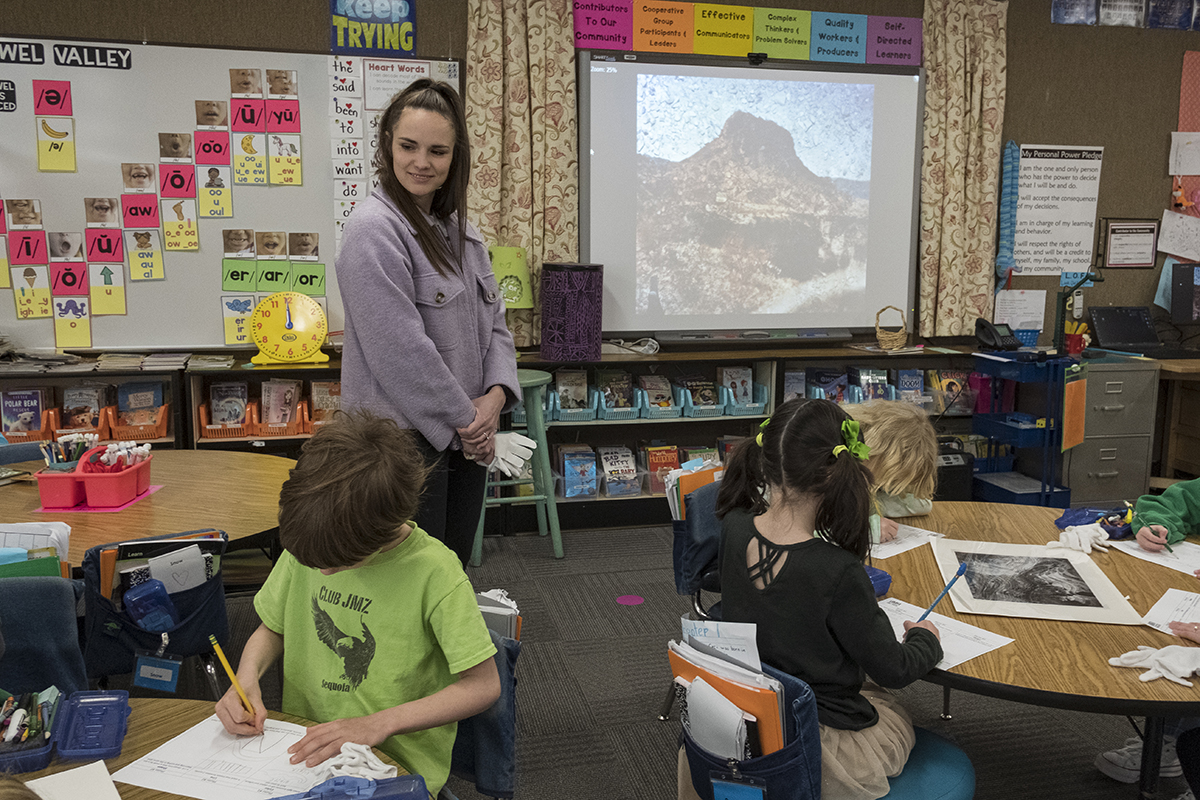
[539,262,603,362]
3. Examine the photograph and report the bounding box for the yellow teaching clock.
[250,291,330,365]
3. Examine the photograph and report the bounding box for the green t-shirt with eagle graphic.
[255,524,496,796]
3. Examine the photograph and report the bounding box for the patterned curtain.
[466,0,579,347]
[918,0,1008,337]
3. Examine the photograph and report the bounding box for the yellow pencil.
[209,634,254,715]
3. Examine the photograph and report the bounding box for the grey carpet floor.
[225,526,1191,799]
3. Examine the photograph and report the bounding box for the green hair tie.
[756,416,770,447]
[833,419,871,461]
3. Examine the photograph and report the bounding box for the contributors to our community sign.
[330,0,417,58]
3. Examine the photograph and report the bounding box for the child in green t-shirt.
[214,409,499,795]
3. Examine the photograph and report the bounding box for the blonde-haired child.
[847,400,939,542]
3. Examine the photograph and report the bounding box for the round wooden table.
[19,698,402,799]
[887,502,1200,799]
[1,450,293,565]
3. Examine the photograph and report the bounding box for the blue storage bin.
[0,690,130,774]
[269,775,427,800]
[509,389,549,426]
[635,387,682,419]
[672,386,726,418]
[550,387,599,422]
[1013,328,1040,347]
[597,386,642,420]
[864,565,892,597]
[720,382,769,416]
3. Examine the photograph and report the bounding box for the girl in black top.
[714,398,943,800]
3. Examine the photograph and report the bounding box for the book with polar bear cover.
[1,388,47,434]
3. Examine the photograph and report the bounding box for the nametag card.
[148,544,206,593]
[133,651,182,693]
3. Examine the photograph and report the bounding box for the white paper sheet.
[1159,209,1200,261]
[1170,132,1200,176]
[871,524,944,560]
[993,289,1047,332]
[879,597,1014,670]
[26,760,122,800]
[111,715,324,800]
[682,615,761,671]
[1142,588,1200,636]
[1110,538,1200,577]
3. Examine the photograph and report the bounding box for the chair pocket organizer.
[681,665,822,800]
[81,530,229,678]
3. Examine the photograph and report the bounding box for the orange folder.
[668,648,785,755]
[676,465,721,521]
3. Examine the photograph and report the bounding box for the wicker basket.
[875,306,909,350]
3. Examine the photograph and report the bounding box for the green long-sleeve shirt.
[1131,478,1200,545]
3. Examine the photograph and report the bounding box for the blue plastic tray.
[0,690,130,774]
[269,775,427,800]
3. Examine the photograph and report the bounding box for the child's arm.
[286,655,501,768]
[1132,479,1200,548]
[214,622,281,736]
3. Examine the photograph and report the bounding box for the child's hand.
[879,518,899,542]
[1135,525,1171,552]
[1169,620,1200,645]
[903,619,940,641]
[214,683,266,736]
[288,714,389,767]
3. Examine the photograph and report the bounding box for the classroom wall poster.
[53,295,91,348]
[330,0,416,58]
[1012,145,1103,276]
[89,262,127,315]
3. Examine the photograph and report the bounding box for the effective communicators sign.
[330,0,417,58]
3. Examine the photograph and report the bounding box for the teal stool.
[470,369,563,567]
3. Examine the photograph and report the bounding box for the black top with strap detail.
[720,509,943,730]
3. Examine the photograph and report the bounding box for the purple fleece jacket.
[335,191,520,451]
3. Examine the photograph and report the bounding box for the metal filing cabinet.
[1064,356,1158,507]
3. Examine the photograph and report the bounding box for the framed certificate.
[1104,219,1158,268]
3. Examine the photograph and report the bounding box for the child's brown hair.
[278,409,432,569]
[0,777,42,800]
[847,400,938,501]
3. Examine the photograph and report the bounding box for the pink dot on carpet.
[616,595,644,606]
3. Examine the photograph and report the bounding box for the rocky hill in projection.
[636,110,869,317]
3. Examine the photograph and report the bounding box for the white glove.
[1047,523,1111,554]
[314,742,398,782]
[485,431,537,478]
[1109,645,1200,686]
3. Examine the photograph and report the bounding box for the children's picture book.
[1,388,46,434]
[261,379,302,425]
[310,380,341,422]
[848,367,889,401]
[927,369,973,415]
[638,374,673,408]
[559,444,597,498]
[641,444,680,495]
[806,368,847,403]
[556,369,589,410]
[889,368,924,397]
[682,445,720,466]
[210,381,249,426]
[596,369,634,409]
[62,382,111,429]
[598,445,640,497]
[675,374,718,406]
[717,434,747,463]
[117,381,164,427]
[718,366,753,405]
[782,370,806,403]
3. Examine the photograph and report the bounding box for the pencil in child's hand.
[209,634,255,716]
[916,562,968,622]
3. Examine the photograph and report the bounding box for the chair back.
[672,481,723,593]
[681,663,822,800]
[450,628,519,799]
[0,441,46,465]
[0,576,88,695]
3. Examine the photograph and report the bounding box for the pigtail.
[715,435,768,519]
[813,452,874,562]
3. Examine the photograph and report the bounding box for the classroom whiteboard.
[0,37,460,352]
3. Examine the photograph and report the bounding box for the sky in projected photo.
[636,75,874,181]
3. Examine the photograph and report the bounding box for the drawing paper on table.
[111,715,323,800]
[871,524,943,560]
[878,597,1014,670]
[26,760,122,800]
[1142,588,1200,636]
[1110,538,1200,577]
[930,539,1143,625]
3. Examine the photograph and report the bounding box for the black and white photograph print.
[957,552,1101,608]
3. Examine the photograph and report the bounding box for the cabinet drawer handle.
[1088,471,1120,478]
[1092,404,1126,412]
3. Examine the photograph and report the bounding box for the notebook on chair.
[1087,306,1200,359]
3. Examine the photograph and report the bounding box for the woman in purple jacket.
[335,80,520,566]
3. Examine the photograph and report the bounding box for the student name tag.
[133,650,183,693]
[711,773,766,800]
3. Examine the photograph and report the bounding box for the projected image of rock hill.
[636,110,868,316]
